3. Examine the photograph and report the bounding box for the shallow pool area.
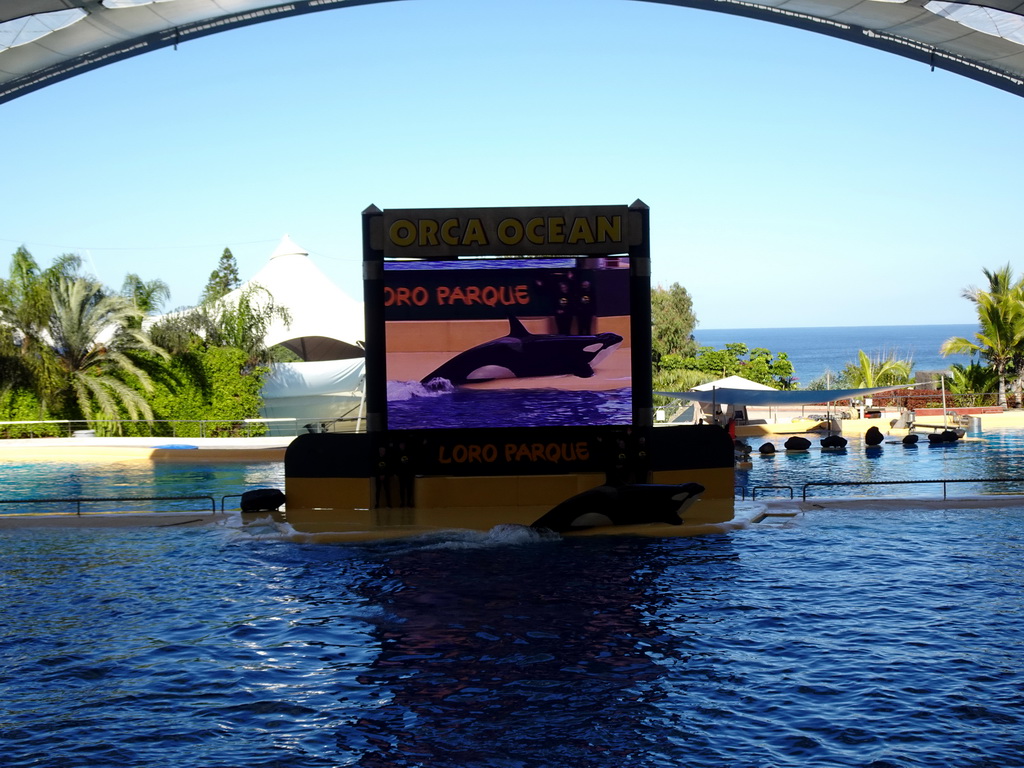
[0,459,284,515]
[2,505,1022,767]
[738,426,1024,500]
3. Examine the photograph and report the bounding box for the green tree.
[805,369,841,390]
[0,247,81,358]
[121,273,170,318]
[0,248,84,411]
[651,283,697,365]
[672,344,796,389]
[200,247,242,303]
[941,265,1024,407]
[946,362,999,406]
[838,350,914,388]
[46,277,169,432]
[152,285,290,369]
[129,343,269,437]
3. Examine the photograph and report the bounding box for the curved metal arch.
[2,0,1024,106]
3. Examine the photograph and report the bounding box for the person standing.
[554,278,573,335]
[575,278,595,335]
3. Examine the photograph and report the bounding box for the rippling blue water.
[738,427,1024,499]
[2,512,1022,768]
[388,385,632,429]
[0,461,284,515]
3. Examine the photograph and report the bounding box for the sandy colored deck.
[0,436,293,462]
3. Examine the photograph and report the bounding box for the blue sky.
[1,0,1020,330]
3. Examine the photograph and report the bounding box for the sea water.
[694,324,977,386]
[2,510,1022,768]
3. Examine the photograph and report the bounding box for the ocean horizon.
[693,323,978,387]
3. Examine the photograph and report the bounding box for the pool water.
[0,460,285,514]
[1,508,1022,767]
[738,427,1024,499]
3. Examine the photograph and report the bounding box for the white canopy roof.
[4,0,1024,104]
[225,234,364,361]
[693,375,778,392]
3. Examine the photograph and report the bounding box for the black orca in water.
[530,482,705,533]
[421,317,623,386]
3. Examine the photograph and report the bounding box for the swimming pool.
[738,427,1024,500]
[1,510,1022,767]
[0,459,285,515]
[3,426,1022,518]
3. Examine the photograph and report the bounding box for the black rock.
[784,436,812,451]
[865,426,884,446]
[821,435,848,449]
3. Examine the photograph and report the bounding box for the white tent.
[224,235,366,432]
[260,357,366,435]
[224,234,365,362]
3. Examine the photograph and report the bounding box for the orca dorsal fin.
[507,317,532,338]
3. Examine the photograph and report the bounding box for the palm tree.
[947,362,999,406]
[941,265,1024,407]
[0,247,81,356]
[121,274,170,321]
[0,248,84,411]
[839,350,914,388]
[46,277,169,431]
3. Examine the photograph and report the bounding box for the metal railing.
[0,416,366,439]
[751,485,795,500]
[0,495,217,516]
[800,477,1024,501]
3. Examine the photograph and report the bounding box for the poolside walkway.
[0,435,295,462]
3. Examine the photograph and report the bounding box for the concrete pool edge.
[0,511,237,529]
[0,436,293,462]
[744,495,1024,518]
[3,497,1022,532]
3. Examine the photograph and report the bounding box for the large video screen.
[384,257,632,430]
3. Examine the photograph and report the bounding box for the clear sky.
[1,0,1019,330]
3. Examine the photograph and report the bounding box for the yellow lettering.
[526,217,545,244]
[567,217,595,244]
[548,217,565,243]
[596,215,621,243]
[463,218,488,246]
[389,219,416,247]
[497,218,524,245]
[441,218,461,246]
[419,219,439,247]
